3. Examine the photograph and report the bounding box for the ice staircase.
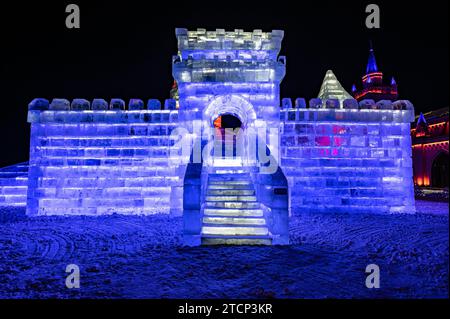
[201,159,271,245]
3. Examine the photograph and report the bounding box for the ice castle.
[0,28,416,245]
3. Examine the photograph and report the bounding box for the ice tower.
[173,28,289,246]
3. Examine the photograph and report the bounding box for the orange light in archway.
[416,176,423,186]
[213,116,222,128]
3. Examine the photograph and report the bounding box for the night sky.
[0,0,448,167]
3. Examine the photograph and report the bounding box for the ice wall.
[280,98,416,214]
[26,98,184,216]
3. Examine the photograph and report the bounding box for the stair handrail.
[182,139,208,246]
[250,144,289,245]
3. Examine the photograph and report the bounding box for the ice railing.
[27,98,179,123]
[279,98,415,123]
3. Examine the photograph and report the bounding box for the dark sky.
[0,0,448,167]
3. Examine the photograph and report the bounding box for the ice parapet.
[295,98,306,108]
[71,99,90,110]
[92,99,108,110]
[50,98,70,110]
[28,98,49,111]
[110,98,125,110]
[280,99,416,214]
[129,99,145,110]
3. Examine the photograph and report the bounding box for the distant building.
[411,108,449,188]
[352,43,398,102]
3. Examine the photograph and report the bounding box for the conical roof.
[366,42,379,74]
[417,112,428,126]
[415,112,429,135]
[317,70,352,104]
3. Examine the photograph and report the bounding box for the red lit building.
[352,43,398,102]
[411,108,449,188]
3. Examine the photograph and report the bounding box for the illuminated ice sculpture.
[5,28,416,246]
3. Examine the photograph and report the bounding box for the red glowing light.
[362,72,383,81]
[416,177,423,186]
[354,88,398,100]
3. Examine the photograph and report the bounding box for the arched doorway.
[431,152,449,188]
[203,95,257,167]
[213,114,242,159]
[213,114,242,129]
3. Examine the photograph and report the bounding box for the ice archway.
[203,95,257,129]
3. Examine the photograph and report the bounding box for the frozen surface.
[0,200,447,299]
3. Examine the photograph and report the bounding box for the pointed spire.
[417,112,427,126]
[391,76,397,86]
[416,112,429,136]
[366,41,378,74]
[318,70,352,103]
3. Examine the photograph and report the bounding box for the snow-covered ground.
[415,200,449,215]
[0,200,448,299]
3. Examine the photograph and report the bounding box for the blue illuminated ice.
[17,28,416,247]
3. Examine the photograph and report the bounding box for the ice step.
[209,173,249,177]
[209,168,248,171]
[208,184,254,190]
[211,158,244,167]
[206,202,260,209]
[203,208,263,217]
[207,189,255,196]
[212,169,246,174]
[209,180,252,185]
[205,195,256,202]
[208,176,253,185]
[203,216,266,226]
[202,226,269,236]
[201,237,272,246]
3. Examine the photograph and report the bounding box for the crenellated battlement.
[279,98,415,123]
[28,98,178,111]
[280,98,414,111]
[27,98,179,124]
[173,28,286,82]
[175,28,284,59]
